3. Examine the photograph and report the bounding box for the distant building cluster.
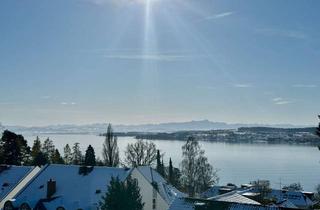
[137,127,320,145]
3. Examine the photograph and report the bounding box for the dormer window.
[3,201,14,210]
[19,203,31,210]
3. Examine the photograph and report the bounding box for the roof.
[168,197,195,210]
[228,203,281,210]
[12,164,132,210]
[136,166,186,205]
[267,189,314,208]
[209,191,261,205]
[202,186,223,198]
[0,166,33,201]
[276,199,298,209]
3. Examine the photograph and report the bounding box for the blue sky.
[0,0,319,126]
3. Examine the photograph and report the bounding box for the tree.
[124,139,157,167]
[31,137,42,159]
[168,158,174,184]
[51,149,64,164]
[251,180,272,204]
[156,150,165,177]
[84,145,96,166]
[42,138,55,162]
[180,136,218,197]
[31,137,48,166]
[283,182,303,191]
[32,151,48,166]
[72,142,83,165]
[63,144,72,164]
[100,176,144,210]
[0,130,30,165]
[315,184,320,201]
[102,124,120,167]
[317,115,320,137]
[168,158,181,188]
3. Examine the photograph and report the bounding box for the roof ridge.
[14,164,50,198]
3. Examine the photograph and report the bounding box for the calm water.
[25,134,320,191]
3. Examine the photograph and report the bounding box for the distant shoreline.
[22,126,318,146]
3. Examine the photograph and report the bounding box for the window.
[152,198,156,209]
[20,203,31,210]
[4,201,14,210]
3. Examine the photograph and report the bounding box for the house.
[168,197,195,210]
[267,189,315,209]
[208,191,261,205]
[202,184,238,198]
[169,198,303,210]
[201,183,316,210]
[131,166,186,210]
[0,165,41,209]
[1,164,184,210]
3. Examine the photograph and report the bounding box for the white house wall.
[131,168,169,210]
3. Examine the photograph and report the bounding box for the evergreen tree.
[168,158,174,184]
[156,150,165,177]
[32,151,48,166]
[51,149,64,164]
[168,158,181,189]
[63,144,72,164]
[102,124,120,167]
[42,138,55,162]
[84,145,96,166]
[100,176,144,210]
[0,130,30,165]
[31,137,48,166]
[31,137,41,159]
[72,142,83,165]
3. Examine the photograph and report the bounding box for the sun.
[136,0,159,5]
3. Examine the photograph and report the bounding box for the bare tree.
[124,139,157,167]
[180,136,218,197]
[283,182,303,191]
[102,124,120,167]
[250,180,272,204]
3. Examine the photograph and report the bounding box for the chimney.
[47,179,56,199]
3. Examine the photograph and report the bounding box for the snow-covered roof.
[209,191,261,205]
[0,166,33,201]
[136,166,186,205]
[12,164,132,210]
[201,186,222,198]
[276,199,298,209]
[228,203,280,210]
[269,189,314,208]
[136,166,167,183]
[168,197,194,210]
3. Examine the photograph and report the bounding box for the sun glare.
[137,0,159,5]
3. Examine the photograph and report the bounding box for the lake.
[24,134,320,191]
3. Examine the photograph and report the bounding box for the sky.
[0,0,319,126]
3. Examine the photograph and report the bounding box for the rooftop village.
[0,164,317,210]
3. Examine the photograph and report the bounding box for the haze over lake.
[25,134,320,191]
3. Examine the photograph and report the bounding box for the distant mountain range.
[0,120,312,135]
